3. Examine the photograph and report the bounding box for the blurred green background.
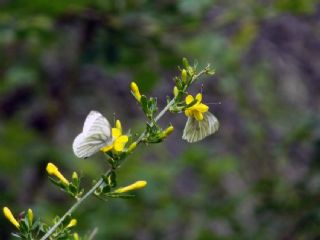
[1,0,320,239]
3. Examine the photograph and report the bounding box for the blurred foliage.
[1,0,320,239]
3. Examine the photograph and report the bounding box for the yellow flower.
[130,82,142,102]
[66,218,77,228]
[46,163,69,185]
[184,93,209,121]
[101,120,129,153]
[3,207,20,229]
[114,180,147,193]
[28,208,33,225]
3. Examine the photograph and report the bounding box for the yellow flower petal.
[195,103,209,113]
[112,128,121,139]
[194,111,204,121]
[116,120,122,133]
[185,95,194,104]
[114,135,129,152]
[101,144,113,153]
[195,93,202,102]
[184,109,193,117]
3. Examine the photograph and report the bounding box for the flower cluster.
[3,59,218,240]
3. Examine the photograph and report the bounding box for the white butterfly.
[73,111,114,158]
[182,111,219,143]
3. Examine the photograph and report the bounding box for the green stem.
[40,179,103,240]
[40,98,176,240]
[136,98,175,143]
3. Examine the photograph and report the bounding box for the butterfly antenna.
[201,83,204,95]
[113,112,116,125]
[205,102,222,105]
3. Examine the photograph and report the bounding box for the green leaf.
[140,95,149,115]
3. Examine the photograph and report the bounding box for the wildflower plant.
[3,59,219,239]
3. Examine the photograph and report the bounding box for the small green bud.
[164,126,174,137]
[127,142,137,153]
[173,86,179,97]
[182,58,189,68]
[187,66,194,76]
[181,69,187,82]
[72,172,78,181]
[73,233,79,240]
[28,208,33,225]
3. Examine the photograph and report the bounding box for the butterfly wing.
[73,133,111,158]
[182,111,219,143]
[83,111,111,138]
[73,111,113,158]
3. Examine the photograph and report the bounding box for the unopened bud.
[73,233,79,240]
[181,69,187,82]
[164,126,174,137]
[28,208,33,225]
[127,142,137,153]
[67,219,77,228]
[72,172,78,181]
[3,207,20,229]
[182,58,189,68]
[114,180,147,193]
[46,163,69,185]
[116,120,121,130]
[130,82,142,102]
[173,86,179,97]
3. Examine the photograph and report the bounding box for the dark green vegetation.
[1,1,320,239]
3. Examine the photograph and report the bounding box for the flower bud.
[130,82,142,102]
[72,172,78,181]
[173,86,179,97]
[67,219,77,228]
[28,208,33,225]
[3,207,20,229]
[182,58,189,68]
[73,233,79,240]
[164,126,174,137]
[181,69,187,82]
[46,163,69,185]
[116,120,122,131]
[188,66,194,76]
[127,141,137,154]
[114,180,147,193]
